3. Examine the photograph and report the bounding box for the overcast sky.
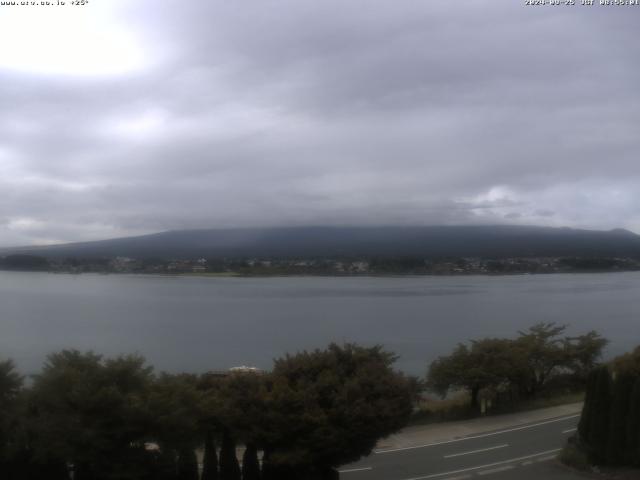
[0,1,639,246]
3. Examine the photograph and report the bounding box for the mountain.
[3,225,640,260]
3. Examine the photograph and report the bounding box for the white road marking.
[376,415,579,454]
[521,460,533,466]
[399,448,562,480]
[477,465,514,475]
[535,455,557,462]
[562,427,577,434]
[443,444,509,459]
[338,466,373,474]
[441,475,471,480]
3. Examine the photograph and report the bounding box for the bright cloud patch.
[0,5,145,76]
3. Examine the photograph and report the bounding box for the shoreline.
[2,269,640,278]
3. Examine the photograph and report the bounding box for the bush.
[560,443,590,471]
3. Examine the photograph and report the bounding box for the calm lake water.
[1,271,638,375]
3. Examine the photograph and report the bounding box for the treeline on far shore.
[2,253,640,276]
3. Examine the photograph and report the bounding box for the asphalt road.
[339,414,583,480]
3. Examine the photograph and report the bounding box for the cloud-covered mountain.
[4,225,640,260]
[1,2,640,246]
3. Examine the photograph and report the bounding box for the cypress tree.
[588,366,612,464]
[260,449,274,480]
[626,378,640,467]
[578,368,597,445]
[606,373,635,465]
[177,447,199,480]
[202,431,219,480]
[157,448,179,480]
[219,430,241,480]
[241,443,260,480]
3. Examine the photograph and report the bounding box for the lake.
[1,271,638,376]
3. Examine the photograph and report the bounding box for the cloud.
[0,1,639,245]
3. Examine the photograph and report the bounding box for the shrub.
[560,443,590,471]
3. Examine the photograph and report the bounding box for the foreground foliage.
[575,346,640,468]
[0,344,413,480]
[426,323,607,411]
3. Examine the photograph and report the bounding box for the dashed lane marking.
[375,415,579,454]
[535,455,557,462]
[477,465,514,476]
[398,448,562,480]
[443,444,509,459]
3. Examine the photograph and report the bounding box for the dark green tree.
[241,443,260,480]
[201,430,219,480]
[587,366,612,464]
[565,331,609,381]
[155,448,179,480]
[427,339,524,409]
[177,447,199,480]
[219,429,241,480]
[514,323,569,397]
[577,368,598,444]
[146,373,204,480]
[606,373,635,465]
[262,343,413,476]
[626,378,640,466]
[0,359,26,480]
[28,350,154,479]
[613,346,640,377]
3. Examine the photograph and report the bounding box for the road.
[339,413,587,480]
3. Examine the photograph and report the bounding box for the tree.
[606,373,635,465]
[626,378,640,466]
[0,359,25,479]
[176,447,199,480]
[241,443,260,480]
[577,368,597,444]
[261,343,413,476]
[213,371,268,451]
[613,346,640,377]
[587,366,612,464]
[219,429,241,480]
[146,373,204,479]
[574,346,640,468]
[514,323,569,397]
[564,331,609,381]
[201,430,219,480]
[28,350,154,480]
[427,339,523,409]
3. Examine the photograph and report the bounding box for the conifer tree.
[241,443,260,480]
[219,430,241,480]
[606,373,635,465]
[202,431,219,480]
[626,378,640,466]
[578,368,597,444]
[260,449,274,480]
[177,447,199,480]
[157,448,179,480]
[588,366,612,464]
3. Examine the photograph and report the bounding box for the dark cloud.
[0,1,639,245]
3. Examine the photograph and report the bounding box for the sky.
[0,0,639,246]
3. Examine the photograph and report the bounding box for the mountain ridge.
[2,225,640,260]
